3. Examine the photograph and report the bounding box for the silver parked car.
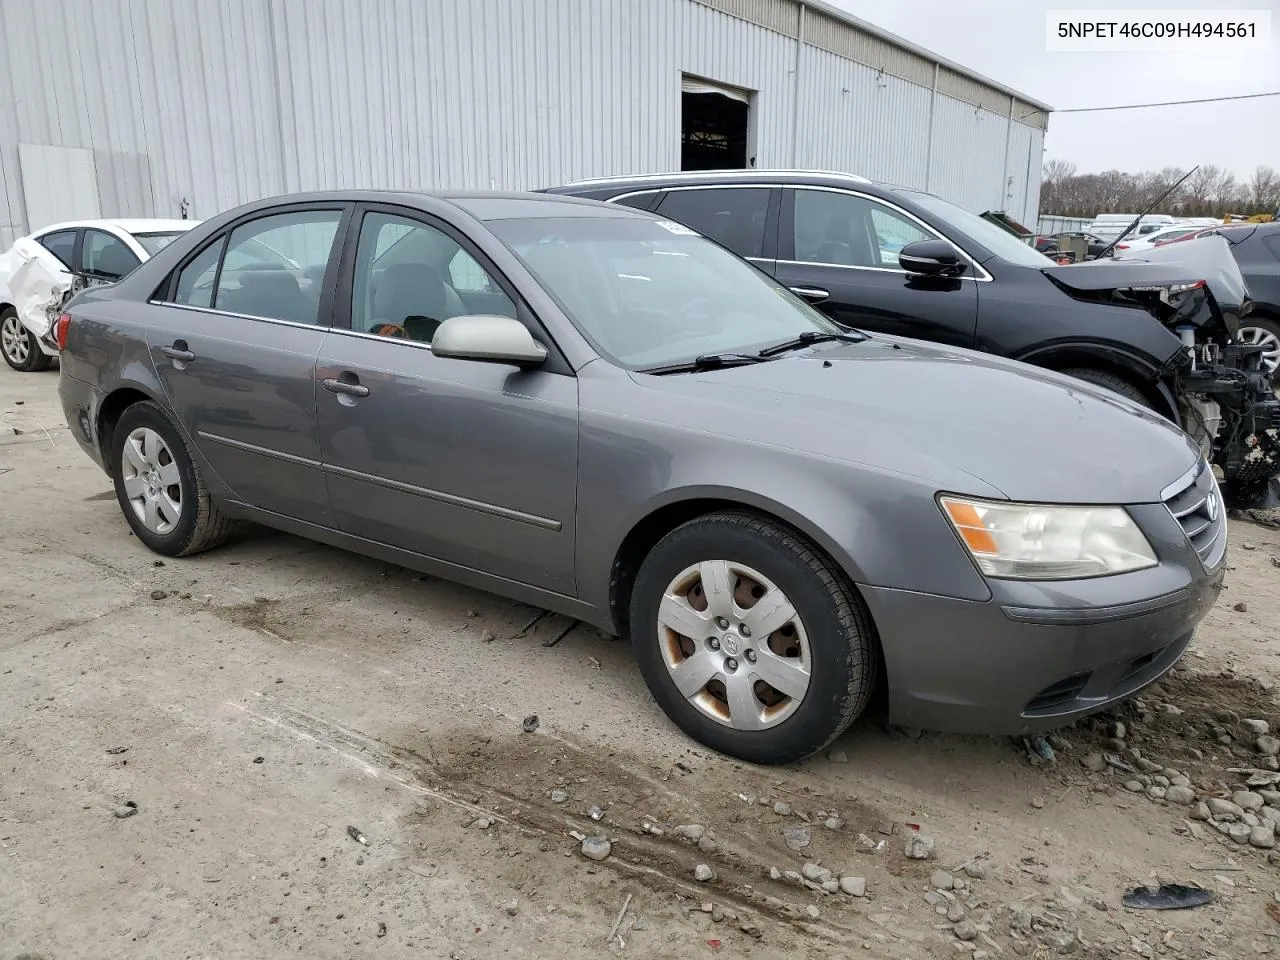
[54,191,1226,764]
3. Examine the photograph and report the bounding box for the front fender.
[574,410,999,629]
[1014,340,1182,425]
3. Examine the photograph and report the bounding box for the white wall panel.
[0,0,1046,236]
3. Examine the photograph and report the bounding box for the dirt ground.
[6,362,1280,960]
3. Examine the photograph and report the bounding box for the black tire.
[1,306,54,372]
[628,511,877,765]
[1060,367,1153,409]
[109,401,235,557]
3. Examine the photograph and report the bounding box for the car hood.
[1043,235,1249,317]
[634,338,1199,504]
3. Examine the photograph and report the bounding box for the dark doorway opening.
[681,90,749,171]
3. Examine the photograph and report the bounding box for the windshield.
[487,216,842,368]
[891,189,1056,268]
[130,231,190,256]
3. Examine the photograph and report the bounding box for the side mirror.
[898,239,966,277]
[431,315,548,367]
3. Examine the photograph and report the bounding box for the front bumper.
[862,500,1226,736]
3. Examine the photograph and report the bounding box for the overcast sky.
[828,0,1280,180]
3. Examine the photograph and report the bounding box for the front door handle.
[790,286,830,303]
[161,343,195,362]
[321,377,370,398]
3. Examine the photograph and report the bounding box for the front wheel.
[1238,316,1280,387]
[628,512,877,764]
[1,307,53,372]
[1059,367,1153,409]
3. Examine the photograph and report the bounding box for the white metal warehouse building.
[0,0,1050,245]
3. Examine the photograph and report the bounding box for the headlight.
[939,496,1158,580]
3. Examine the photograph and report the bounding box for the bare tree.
[1248,166,1280,213]
[1039,159,1255,219]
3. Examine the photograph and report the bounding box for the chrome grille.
[1162,462,1227,570]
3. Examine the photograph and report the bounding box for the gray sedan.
[54,191,1226,764]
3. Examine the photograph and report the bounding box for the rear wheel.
[109,401,235,556]
[1060,367,1153,409]
[628,511,876,765]
[1,307,53,372]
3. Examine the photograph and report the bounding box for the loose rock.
[580,837,611,861]
[694,863,715,882]
[1250,825,1277,849]
[1081,752,1108,772]
[904,834,935,860]
[1165,785,1196,805]
[1229,823,1253,844]
[947,904,965,922]
[1031,797,1045,809]
[1243,719,1271,736]
[963,861,986,879]
[931,869,954,890]
[1235,790,1265,812]
[802,862,832,883]
[1258,736,1280,757]
[824,816,842,831]
[548,789,568,804]
[698,835,718,854]
[1146,785,1166,801]
[1233,601,1249,613]
[784,826,811,851]
[840,875,867,897]
[773,800,792,816]
[768,867,782,880]
[674,824,706,841]
[505,899,519,916]
[821,878,839,893]
[149,589,168,601]
[1190,801,1212,821]
[1207,797,1246,820]
[804,904,820,920]
[1123,780,1144,793]
[954,919,979,941]
[521,714,539,733]
[113,802,139,819]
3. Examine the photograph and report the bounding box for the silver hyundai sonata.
[53,190,1226,764]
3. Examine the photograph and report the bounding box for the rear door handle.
[161,343,195,362]
[321,377,370,398]
[789,286,830,303]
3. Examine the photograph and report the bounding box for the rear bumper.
[58,372,108,471]
[862,559,1225,736]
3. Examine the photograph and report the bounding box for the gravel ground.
[5,362,1280,959]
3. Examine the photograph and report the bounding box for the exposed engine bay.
[1049,236,1280,509]
[1123,262,1280,509]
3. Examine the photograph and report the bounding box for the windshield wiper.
[757,330,867,357]
[639,353,770,375]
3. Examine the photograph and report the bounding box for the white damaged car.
[0,219,199,371]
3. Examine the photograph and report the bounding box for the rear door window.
[654,188,771,259]
[212,211,343,325]
[80,229,142,280]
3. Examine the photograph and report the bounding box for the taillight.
[54,313,72,351]
[1115,243,1129,249]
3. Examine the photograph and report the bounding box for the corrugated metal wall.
[0,0,1045,244]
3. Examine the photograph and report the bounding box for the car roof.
[33,218,200,235]
[205,188,644,223]
[546,169,890,194]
